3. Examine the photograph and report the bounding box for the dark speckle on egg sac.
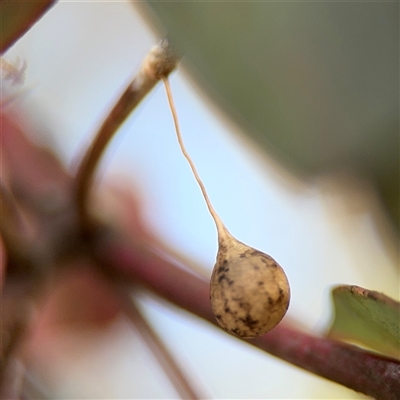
[217,265,229,274]
[268,297,273,306]
[210,239,290,339]
[218,274,226,283]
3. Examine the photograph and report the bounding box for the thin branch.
[95,230,400,400]
[0,1,56,54]
[0,357,26,400]
[0,182,29,264]
[0,281,39,393]
[119,289,205,400]
[74,40,178,229]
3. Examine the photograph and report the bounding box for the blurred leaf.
[327,285,400,359]
[0,0,56,54]
[140,2,399,229]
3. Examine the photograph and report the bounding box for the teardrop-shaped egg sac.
[210,239,290,339]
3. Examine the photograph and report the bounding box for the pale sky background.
[3,1,398,399]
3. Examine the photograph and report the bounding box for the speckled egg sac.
[210,244,290,339]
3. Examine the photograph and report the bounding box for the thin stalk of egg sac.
[162,78,290,339]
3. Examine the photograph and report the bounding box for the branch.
[95,230,400,400]
[74,40,178,229]
[0,1,56,54]
[119,290,205,399]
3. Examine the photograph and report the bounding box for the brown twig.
[119,289,205,400]
[0,182,31,268]
[0,1,56,54]
[95,230,400,400]
[74,40,178,230]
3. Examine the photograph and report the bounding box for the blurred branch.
[0,0,56,54]
[0,182,30,267]
[74,39,178,230]
[0,357,25,400]
[119,289,205,399]
[95,230,400,400]
[0,280,38,394]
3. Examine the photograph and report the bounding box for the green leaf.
[327,285,400,359]
[0,1,56,54]
[140,2,399,230]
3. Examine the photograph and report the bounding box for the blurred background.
[3,1,398,398]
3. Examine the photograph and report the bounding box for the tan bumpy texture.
[210,231,290,338]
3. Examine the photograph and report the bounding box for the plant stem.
[74,40,177,230]
[0,0,56,54]
[96,230,400,400]
[119,289,205,400]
